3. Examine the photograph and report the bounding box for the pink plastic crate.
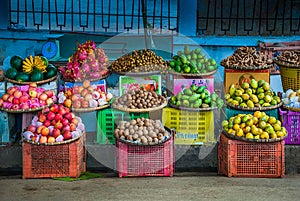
[279,108,300,145]
[116,136,174,178]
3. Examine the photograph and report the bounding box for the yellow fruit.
[233,124,240,131]
[228,129,236,136]
[247,100,255,108]
[273,123,282,131]
[270,133,278,139]
[250,94,259,103]
[275,120,282,127]
[251,125,259,135]
[254,134,260,139]
[264,94,272,103]
[241,82,250,90]
[243,126,251,134]
[257,128,263,135]
[260,132,269,139]
[246,119,254,127]
[222,120,229,128]
[276,131,285,137]
[233,116,242,124]
[253,110,262,119]
[240,123,246,129]
[252,117,258,125]
[246,133,254,139]
[281,127,287,135]
[258,120,267,129]
[268,116,277,124]
[260,115,269,122]
[236,128,244,137]
[241,115,249,123]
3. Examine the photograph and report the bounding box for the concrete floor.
[0,172,299,201]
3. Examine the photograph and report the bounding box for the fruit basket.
[218,132,285,178]
[5,55,58,84]
[225,100,282,111]
[0,103,54,113]
[168,69,217,77]
[71,104,110,113]
[168,102,217,111]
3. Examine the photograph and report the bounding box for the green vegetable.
[204,97,212,104]
[182,100,190,107]
[44,66,57,79]
[10,55,23,71]
[190,84,198,92]
[188,94,201,103]
[196,85,207,94]
[211,93,218,101]
[181,95,190,100]
[30,68,44,82]
[5,68,18,79]
[183,88,193,96]
[15,72,30,82]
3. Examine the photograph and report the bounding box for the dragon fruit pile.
[59,40,109,81]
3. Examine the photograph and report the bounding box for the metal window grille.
[9,0,178,34]
[197,0,300,36]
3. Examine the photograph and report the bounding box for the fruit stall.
[0,38,300,179]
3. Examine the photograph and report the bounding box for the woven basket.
[61,70,111,82]
[282,104,300,112]
[71,104,109,113]
[274,59,300,91]
[0,103,53,113]
[222,130,286,143]
[169,102,217,111]
[168,69,217,77]
[5,74,58,85]
[220,64,272,70]
[113,70,162,76]
[225,101,282,111]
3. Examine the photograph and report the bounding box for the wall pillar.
[177,0,197,36]
[0,0,9,29]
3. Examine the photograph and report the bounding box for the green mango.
[250,79,258,89]
[229,84,236,96]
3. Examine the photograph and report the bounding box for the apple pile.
[57,80,113,109]
[22,104,85,143]
[59,40,110,81]
[0,83,57,110]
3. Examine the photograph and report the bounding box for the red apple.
[51,119,57,126]
[52,128,61,138]
[19,95,29,104]
[64,112,73,121]
[61,118,69,126]
[69,123,77,131]
[41,127,50,136]
[58,108,67,116]
[43,120,51,127]
[54,121,63,130]
[0,99,3,107]
[28,89,38,98]
[84,94,93,101]
[13,90,22,98]
[83,80,90,88]
[39,136,48,143]
[2,94,10,101]
[47,111,56,121]
[31,134,38,142]
[78,86,84,93]
[65,89,72,98]
[63,99,72,108]
[72,100,81,108]
[7,95,14,103]
[54,113,63,122]
[63,130,72,140]
[72,86,79,94]
[39,99,46,106]
[44,90,54,98]
[38,114,47,123]
[87,86,94,94]
[71,94,81,102]
[50,104,59,113]
[27,125,37,133]
[39,93,48,101]
[37,125,45,134]
[41,107,50,114]
[71,118,79,126]
[11,104,20,110]
[81,89,88,97]
[12,97,20,105]
[47,136,56,143]
[20,103,30,110]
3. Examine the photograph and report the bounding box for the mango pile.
[168,45,218,74]
[222,111,287,140]
[170,84,224,109]
[225,79,281,108]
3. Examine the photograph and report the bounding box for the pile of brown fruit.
[114,118,171,145]
[112,88,165,109]
[276,50,300,65]
[111,49,168,73]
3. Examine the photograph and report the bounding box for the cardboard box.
[173,76,214,95]
[119,75,161,96]
[224,69,270,93]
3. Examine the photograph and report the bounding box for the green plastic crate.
[96,108,149,144]
[225,106,279,120]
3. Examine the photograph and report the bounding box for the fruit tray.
[5,74,58,85]
[168,102,217,111]
[273,59,300,68]
[282,104,300,112]
[220,64,272,70]
[113,70,162,76]
[218,132,285,178]
[168,69,217,77]
[22,131,85,146]
[71,104,110,113]
[0,103,54,113]
[225,100,282,111]
[22,132,86,179]
[222,130,286,143]
[112,97,168,113]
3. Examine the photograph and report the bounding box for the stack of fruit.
[22,104,85,143]
[59,40,109,81]
[225,79,281,108]
[5,55,57,82]
[170,84,224,109]
[57,80,113,109]
[0,83,57,111]
[222,111,287,140]
[281,89,300,109]
[168,45,218,74]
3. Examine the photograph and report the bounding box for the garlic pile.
[281,89,300,108]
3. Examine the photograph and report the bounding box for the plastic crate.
[225,106,279,119]
[162,107,215,145]
[218,133,285,178]
[116,135,174,178]
[259,41,300,74]
[279,108,300,145]
[97,108,149,144]
[22,133,86,179]
[278,66,300,92]
[0,111,10,143]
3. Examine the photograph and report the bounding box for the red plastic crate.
[116,135,174,178]
[218,133,285,178]
[279,108,300,145]
[22,133,86,179]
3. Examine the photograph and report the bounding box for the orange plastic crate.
[22,133,86,179]
[218,133,285,178]
[116,135,174,178]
